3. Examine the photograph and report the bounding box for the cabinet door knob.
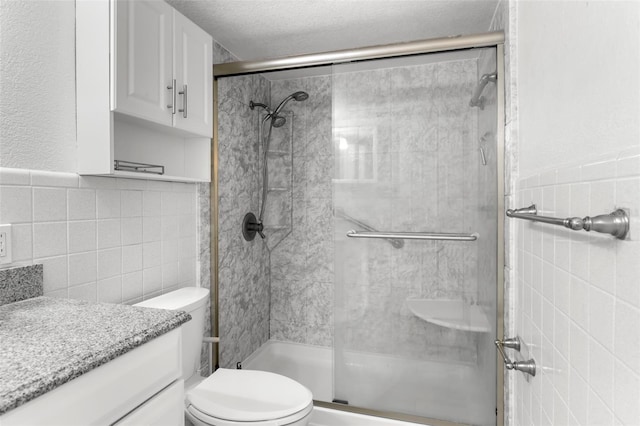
[167,79,176,115]
[178,84,188,118]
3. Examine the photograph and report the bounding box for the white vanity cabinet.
[0,329,184,426]
[77,0,212,182]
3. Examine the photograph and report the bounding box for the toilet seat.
[185,369,313,426]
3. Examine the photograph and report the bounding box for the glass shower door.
[332,49,498,425]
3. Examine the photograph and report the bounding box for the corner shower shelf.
[406,299,491,333]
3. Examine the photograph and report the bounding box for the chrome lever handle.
[178,84,188,118]
[495,337,536,377]
[167,79,176,114]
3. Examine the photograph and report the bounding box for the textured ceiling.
[165,0,500,62]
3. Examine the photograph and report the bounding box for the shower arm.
[469,72,497,109]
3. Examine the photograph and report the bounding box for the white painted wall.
[517,0,640,178]
[512,1,640,424]
[0,0,77,172]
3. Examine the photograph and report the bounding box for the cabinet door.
[113,0,173,126]
[173,10,213,138]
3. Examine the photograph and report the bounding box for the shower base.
[242,339,493,425]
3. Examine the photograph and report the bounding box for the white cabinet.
[77,0,212,182]
[0,329,183,426]
[112,0,174,126]
[173,10,213,137]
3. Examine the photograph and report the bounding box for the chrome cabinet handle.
[495,337,536,376]
[178,84,188,118]
[167,79,176,115]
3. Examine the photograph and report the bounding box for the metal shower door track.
[213,31,505,78]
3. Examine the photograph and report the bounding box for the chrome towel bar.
[346,231,478,242]
[506,204,629,240]
[335,209,404,249]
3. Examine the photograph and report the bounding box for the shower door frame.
[211,34,505,426]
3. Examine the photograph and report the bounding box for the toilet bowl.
[135,287,313,426]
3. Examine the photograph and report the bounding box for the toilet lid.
[186,368,313,422]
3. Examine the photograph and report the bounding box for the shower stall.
[214,33,504,426]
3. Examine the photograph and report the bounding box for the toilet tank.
[135,287,210,380]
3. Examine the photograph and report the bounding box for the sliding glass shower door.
[332,48,499,425]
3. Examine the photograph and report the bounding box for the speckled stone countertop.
[0,297,190,415]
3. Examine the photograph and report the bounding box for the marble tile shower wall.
[269,76,334,346]
[216,42,272,367]
[0,168,198,304]
[332,60,480,362]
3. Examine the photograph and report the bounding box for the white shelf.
[406,299,491,333]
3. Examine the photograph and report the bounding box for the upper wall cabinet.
[77,0,212,182]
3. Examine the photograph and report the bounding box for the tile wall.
[0,168,199,304]
[512,149,640,425]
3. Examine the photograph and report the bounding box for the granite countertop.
[0,296,191,415]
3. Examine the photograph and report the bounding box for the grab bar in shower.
[346,230,479,242]
[506,204,630,240]
[335,209,404,249]
[469,71,497,109]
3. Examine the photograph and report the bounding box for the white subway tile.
[587,389,614,425]
[0,186,32,223]
[588,239,616,294]
[161,192,180,216]
[33,222,67,258]
[569,367,589,425]
[142,216,162,242]
[68,189,96,220]
[122,271,143,302]
[97,219,121,250]
[161,215,179,240]
[122,244,142,273]
[162,261,179,288]
[11,224,32,262]
[179,236,196,259]
[614,301,640,374]
[121,217,142,246]
[68,220,96,254]
[588,287,615,349]
[590,180,616,215]
[616,241,640,308]
[33,187,67,222]
[142,191,161,216]
[96,189,121,219]
[556,165,581,185]
[38,256,68,292]
[97,247,122,280]
[143,241,162,268]
[613,361,640,425]
[121,191,142,217]
[68,251,97,286]
[143,266,162,294]
[97,276,122,304]
[162,239,179,264]
[570,277,590,331]
[68,282,97,302]
[571,183,590,217]
[570,322,590,380]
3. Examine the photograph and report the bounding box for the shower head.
[250,91,309,128]
[271,116,287,128]
[272,91,309,117]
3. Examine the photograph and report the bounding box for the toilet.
[135,287,313,426]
